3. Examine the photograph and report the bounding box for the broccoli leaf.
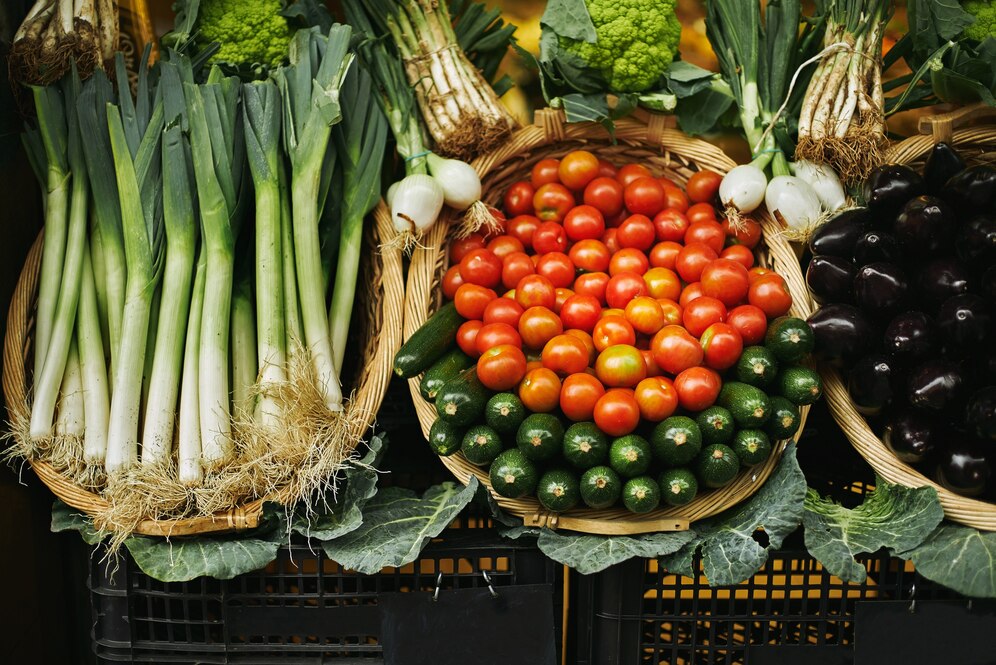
[540,0,597,43]
[895,524,996,598]
[673,83,736,136]
[51,501,108,545]
[906,0,975,55]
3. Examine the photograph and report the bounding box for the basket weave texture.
[2,204,404,536]
[403,109,815,535]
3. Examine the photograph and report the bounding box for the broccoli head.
[558,0,681,93]
[962,0,996,42]
[197,0,292,68]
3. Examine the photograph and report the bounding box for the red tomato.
[684,221,726,254]
[475,322,522,354]
[533,183,574,222]
[700,322,744,370]
[661,185,689,213]
[650,325,703,375]
[459,248,503,288]
[583,176,624,217]
[634,376,679,422]
[700,258,750,307]
[532,221,569,253]
[450,234,486,263]
[559,150,600,190]
[454,283,497,319]
[625,296,666,336]
[748,267,775,284]
[595,344,647,387]
[518,367,562,412]
[573,272,609,304]
[476,344,527,391]
[536,252,576,288]
[617,214,656,251]
[720,244,755,269]
[658,175,678,189]
[616,163,653,187]
[657,298,683,326]
[593,390,641,436]
[569,239,610,273]
[597,159,617,178]
[726,304,768,345]
[643,267,681,301]
[442,265,465,299]
[652,209,690,242]
[530,158,561,188]
[542,334,591,376]
[486,235,525,260]
[592,315,637,352]
[560,294,602,332]
[502,251,535,291]
[481,207,508,239]
[560,373,606,421]
[686,202,717,224]
[602,227,620,254]
[562,205,605,241]
[675,243,719,283]
[624,177,666,217]
[515,274,556,310]
[649,241,683,270]
[679,282,705,307]
[722,217,762,249]
[682,296,727,337]
[506,214,540,250]
[748,275,793,318]
[483,298,524,328]
[605,272,648,309]
[554,288,574,313]
[503,181,535,217]
[600,308,625,319]
[518,306,564,349]
[673,366,722,411]
[456,320,483,356]
[565,329,597,364]
[608,248,650,276]
[686,170,722,203]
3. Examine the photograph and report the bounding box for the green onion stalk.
[54,340,84,441]
[177,250,206,485]
[78,238,109,469]
[230,257,258,419]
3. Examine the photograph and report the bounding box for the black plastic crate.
[90,525,561,664]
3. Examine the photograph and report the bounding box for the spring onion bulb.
[385,180,400,208]
[765,175,823,232]
[426,152,481,210]
[720,164,768,217]
[390,173,444,238]
[55,341,84,439]
[791,160,846,212]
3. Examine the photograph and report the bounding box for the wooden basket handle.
[535,107,566,142]
[918,102,996,143]
[523,511,690,534]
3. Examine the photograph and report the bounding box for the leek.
[78,238,109,465]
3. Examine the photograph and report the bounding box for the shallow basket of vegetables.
[809,105,996,531]
[401,109,817,534]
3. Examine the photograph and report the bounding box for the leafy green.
[541,0,597,42]
[906,0,975,54]
[803,481,943,583]
[895,524,996,598]
[51,501,108,545]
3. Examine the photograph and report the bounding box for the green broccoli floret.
[558,0,681,93]
[962,0,996,42]
[197,0,292,68]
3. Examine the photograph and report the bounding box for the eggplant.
[806,304,875,363]
[853,262,909,315]
[863,164,924,217]
[893,195,956,255]
[935,441,991,497]
[847,354,897,415]
[853,231,902,267]
[808,208,871,258]
[918,257,971,309]
[883,311,935,362]
[806,255,855,304]
[982,265,996,302]
[908,359,966,411]
[883,410,938,464]
[954,215,996,272]
[923,142,966,194]
[944,165,996,217]
[937,293,992,348]
[965,387,996,441]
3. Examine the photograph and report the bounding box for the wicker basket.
[820,103,996,531]
[403,109,815,535]
[2,204,404,536]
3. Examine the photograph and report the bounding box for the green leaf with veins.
[51,501,108,545]
[540,0,596,42]
[894,524,996,598]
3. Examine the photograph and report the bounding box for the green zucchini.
[435,367,491,427]
[393,303,464,379]
[420,348,474,401]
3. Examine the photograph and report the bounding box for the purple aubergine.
[806,255,855,304]
[847,354,897,415]
[944,165,996,217]
[935,441,991,497]
[982,265,996,302]
[893,195,956,255]
[863,164,924,217]
[853,262,909,315]
[852,231,901,267]
[808,209,871,258]
[884,410,938,464]
[806,304,874,363]
[965,387,996,441]
[908,359,966,411]
[883,311,935,362]
[937,293,992,348]
[955,215,996,272]
[919,257,971,308]
[923,142,966,194]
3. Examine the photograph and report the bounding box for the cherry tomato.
[683,296,727,337]
[442,265,465,299]
[502,251,535,290]
[686,202,717,225]
[720,244,755,269]
[675,243,718,283]
[592,315,636,352]
[518,306,564,349]
[565,329,597,364]
[506,214,540,250]
[454,283,497,319]
[542,334,591,376]
[726,304,768,345]
[617,214,656,251]
[602,227,620,254]
[685,221,726,254]
[616,163,653,188]
[536,252,575,288]
[641,348,662,377]
[483,298,524,328]
[477,344,527,391]
[558,205,602,242]
[559,149,600,190]
[532,221,568,254]
[560,373,606,421]
[634,376,679,422]
[569,239,610,273]
[560,294,602,332]
[700,258,750,307]
[661,185,689,213]
[658,175,678,189]
[515,274,556,310]
[456,320,483,356]
[608,248,650,276]
[573,272,609,304]
[486,235,525,260]
[643,267,681,301]
[657,298,683,326]
[475,322,522,354]
[597,159,617,178]
[679,282,705,307]
[450,234,486,263]
[595,344,647,388]
[554,288,574,313]
[686,170,723,204]
[625,296,666,336]
[674,367,722,411]
[748,275,793,318]
[600,308,626,319]
[652,209,690,242]
[722,217,762,249]
[606,272,648,309]
[504,181,535,217]
[624,177,666,217]
[583,176,624,217]
[481,207,507,239]
[593,390,641,436]
[649,241,682,270]
[534,184,575,222]
[650,325,703,375]
[748,267,775,284]
[530,158,561,188]
[518,367,562,412]
[459,248,503,288]
[700,322,744,370]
